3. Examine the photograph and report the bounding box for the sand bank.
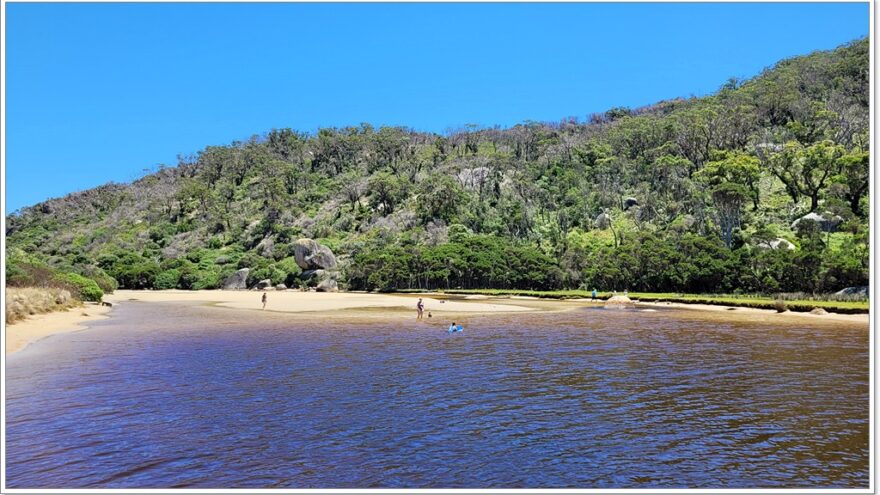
[6,303,113,354]
[105,290,867,324]
[638,300,869,325]
[104,289,538,315]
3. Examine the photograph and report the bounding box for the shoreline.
[432,290,869,314]
[635,300,868,324]
[5,290,868,355]
[5,302,114,355]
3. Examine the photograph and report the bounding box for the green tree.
[769,140,845,211]
[710,183,748,249]
[415,174,464,223]
[699,151,762,210]
[367,170,405,214]
[833,149,869,216]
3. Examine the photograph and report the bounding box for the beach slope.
[6,303,113,354]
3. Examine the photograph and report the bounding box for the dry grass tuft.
[5,287,81,324]
[773,299,788,313]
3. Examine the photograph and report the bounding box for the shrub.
[5,260,56,288]
[276,257,303,286]
[113,253,161,289]
[78,266,118,293]
[186,249,208,263]
[237,252,268,270]
[6,262,33,286]
[272,243,291,261]
[774,299,788,313]
[248,266,286,287]
[177,265,200,289]
[54,272,104,302]
[191,270,220,290]
[154,269,181,290]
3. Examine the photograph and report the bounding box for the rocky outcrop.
[291,239,340,291]
[604,295,634,309]
[835,286,868,297]
[293,238,338,271]
[457,167,492,190]
[302,269,339,292]
[253,279,272,290]
[770,238,795,250]
[222,268,249,290]
[275,283,287,291]
[255,237,275,258]
[596,212,611,229]
[756,238,796,251]
[317,277,338,293]
[791,212,843,232]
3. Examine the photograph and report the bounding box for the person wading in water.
[416,298,425,320]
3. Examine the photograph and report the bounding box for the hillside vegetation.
[6,38,869,296]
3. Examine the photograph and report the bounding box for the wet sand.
[5,303,113,354]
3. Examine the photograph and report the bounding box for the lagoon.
[5,301,869,488]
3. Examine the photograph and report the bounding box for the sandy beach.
[5,303,114,354]
[637,300,869,325]
[103,289,540,314]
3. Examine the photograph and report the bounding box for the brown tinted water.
[5,301,869,488]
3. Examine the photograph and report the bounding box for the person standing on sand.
[416,298,425,320]
[261,292,267,310]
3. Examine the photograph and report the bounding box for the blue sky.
[4,2,869,212]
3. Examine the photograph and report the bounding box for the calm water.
[6,302,869,488]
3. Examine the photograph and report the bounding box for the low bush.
[154,269,181,290]
[774,299,788,313]
[54,272,104,302]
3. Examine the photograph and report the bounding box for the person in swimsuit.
[261,291,267,310]
[417,298,425,320]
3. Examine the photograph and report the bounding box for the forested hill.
[6,38,869,295]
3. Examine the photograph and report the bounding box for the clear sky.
[4,2,869,212]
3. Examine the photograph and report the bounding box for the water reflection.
[6,302,869,488]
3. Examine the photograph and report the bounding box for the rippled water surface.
[6,302,869,488]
